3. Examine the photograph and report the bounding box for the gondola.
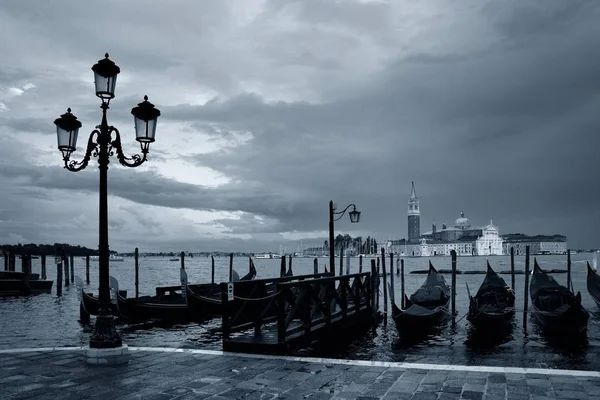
[586,262,600,308]
[183,259,258,317]
[467,262,515,329]
[530,259,589,333]
[110,275,194,322]
[391,261,450,334]
[75,276,125,316]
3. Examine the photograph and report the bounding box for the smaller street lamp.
[329,201,361,275]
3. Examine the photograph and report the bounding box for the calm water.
[1,253,599,370]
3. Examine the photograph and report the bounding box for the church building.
[388,183,505,256]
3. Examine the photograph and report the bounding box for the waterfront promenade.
[1,347,599,399]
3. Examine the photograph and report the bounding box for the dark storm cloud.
[1,0,599,251]
[152,0,600,246]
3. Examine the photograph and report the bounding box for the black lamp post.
[329,201,360,275]
[54,53,161,349]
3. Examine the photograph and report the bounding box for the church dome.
[454,211,471,230]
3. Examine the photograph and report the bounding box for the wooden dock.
[221,271,377,355]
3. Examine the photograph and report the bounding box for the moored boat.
[467,262,515,329]
[75,276,122,316]
[391,261,450,335]
[530,259,589,334]
[0,271,53,297]
[183,259,258,317]
[110,276,194,322]
[586,262,600,308]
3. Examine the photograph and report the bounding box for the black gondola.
[586,262,600,308]
[75,276,124,316]
[183,259,258,317]
[467,262,515,329]
[530,259,589,333]
[391,261,450,334]
[110,275,194,322]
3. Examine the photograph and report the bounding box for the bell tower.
[407,181,420,243]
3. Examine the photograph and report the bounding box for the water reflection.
[464,322,514,349]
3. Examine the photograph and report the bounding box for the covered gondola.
[467,262,515,329]
[586,262,600,308]
[530,259,589,333]
[391,261,450,334]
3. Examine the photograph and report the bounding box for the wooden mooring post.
[346,250,350,275]
[70,254,74,284]
[22,254,30,291]
[56,257,63,296]
[400,259,405,309]
[389,252,395,309]
[229,253,234,282]
[313,258,318,274]
[9,253,16,271]
[370,259,377,315]
[567,249,572,292]
[180,251,185,270]
[63,252,70,287]
[280,255,286,277]
[359,254,363,273]
[451,250,457,319]
[41,254,47,280]
[510,247,515,292]
[134,248,139,298]
[380,248,388,324]
[85,255,90,285]
[211,256,215,284]
[523,245,530,332]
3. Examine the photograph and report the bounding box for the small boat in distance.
[530,259,589,334]
[586,262,600,308]
[169,258,179,262]
[467,262,515,329]
[391,261,451,335]
[81,254,124,262]
[255,253,276,259]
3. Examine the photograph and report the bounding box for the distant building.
[388,182,504,256]
[407,182,420,243]
[502,234,567,255]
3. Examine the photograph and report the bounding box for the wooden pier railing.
[221,271,375,354]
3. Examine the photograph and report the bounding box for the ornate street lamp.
[54,53,161,350]
[329,201,361,275]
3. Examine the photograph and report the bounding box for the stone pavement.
[1,347,600,400]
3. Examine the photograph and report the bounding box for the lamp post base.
[84,344,129,365]
[89,314,122,349]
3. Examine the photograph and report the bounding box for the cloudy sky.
[1,0,599,253]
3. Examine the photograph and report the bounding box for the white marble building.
[475,221,504,255]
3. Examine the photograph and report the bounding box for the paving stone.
[437,394,461,400]
[554,389,587,399]
[461,391,484,400]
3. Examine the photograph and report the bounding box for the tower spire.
[407,181,420,242]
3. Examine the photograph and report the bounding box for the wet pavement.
[1,347,600,399]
